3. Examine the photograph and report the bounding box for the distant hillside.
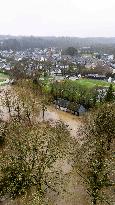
[0,36,115,51]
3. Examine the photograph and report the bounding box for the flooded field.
[40,106,83,138]
[39,107,90,205]
[0,85,83,138]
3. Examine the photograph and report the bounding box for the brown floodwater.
[39,106,83,138]
[0,85,11,121]
[0,85,82,138]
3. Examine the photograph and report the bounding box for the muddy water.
[39,108,90,205]
[0,85,11,121]
[0,85,82,138]
[40,106,82,138]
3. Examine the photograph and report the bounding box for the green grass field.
[0,72,9,85]
[72,78,115,89]
[0,72,9,81]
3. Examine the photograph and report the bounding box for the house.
[55,99,69,111]
[112,68,115,74]
[54,76,64,82]
[55,99,86,116]
[108,77,112,83]
[76,105,86,116]
[86,74,107,80]
[67,102,86,116]
[69,76,79,81]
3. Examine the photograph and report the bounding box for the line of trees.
[1,36,115,50]
[51,80,115,110]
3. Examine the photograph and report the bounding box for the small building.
[55,99,87,116]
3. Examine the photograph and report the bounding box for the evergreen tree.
[105,84,114,102]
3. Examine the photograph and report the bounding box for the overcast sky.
[0,0,115,37]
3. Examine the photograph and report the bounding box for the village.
[0,46,115,83]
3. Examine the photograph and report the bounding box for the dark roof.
[56,99,69,107]
[55,99,86,113]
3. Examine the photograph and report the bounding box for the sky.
[0,0,115,37]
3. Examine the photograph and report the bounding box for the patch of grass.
[0,72,9,82]
[72,78,115,89]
